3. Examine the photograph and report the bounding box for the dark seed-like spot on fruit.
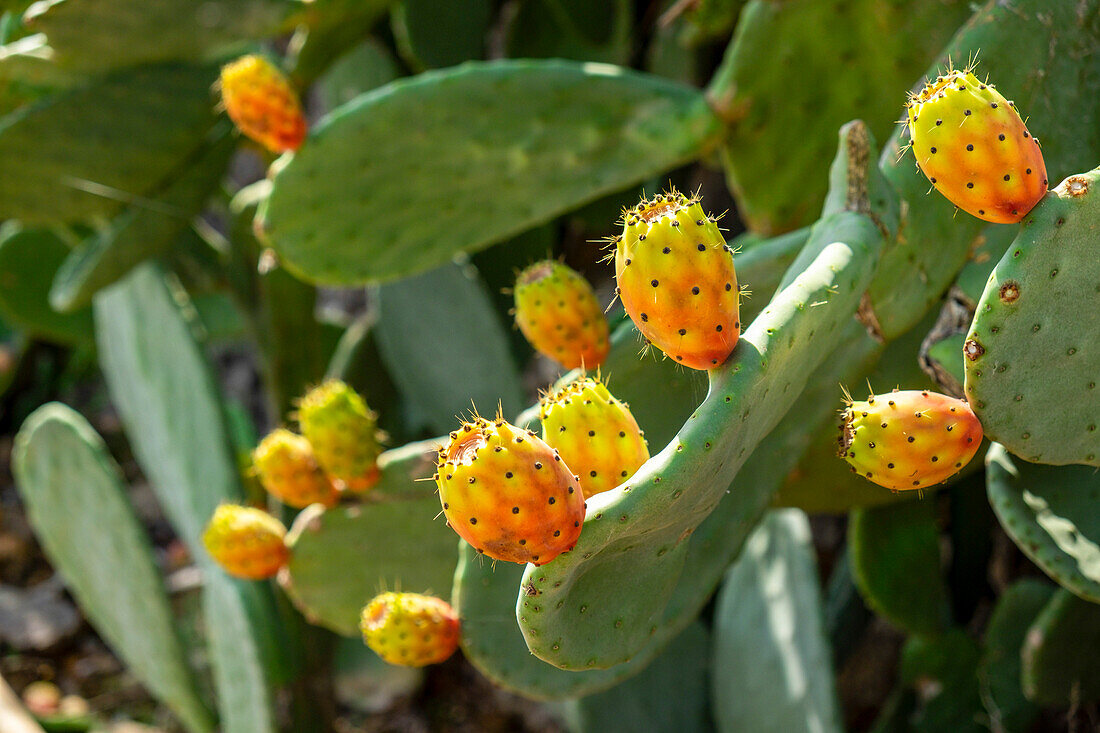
[936,119,942,126]
[930,147,937,153]
[716,324,723,332]
[999,133,1005,141]
[1004,174,1010,181]
[548,497,555,504]
[931,456,939,462]
[888,463,894,469]
[692,286,700,295]
[697,243,706,251]
[534,462,542,469]
[725,283,732,291]
[991,102,997,108]
[966,144,973,151]
[1026,168,1032,174]
[662,247,670,254]
[640,313,648,322]
[678,328,686,335]
[588,430,595,436]
[567,486,574,494]
[965,109,971,115]
[470,517,477,524]
[967,182,974,188]
[589,470,597,477]
[520,539,526,545]
[907,436,915,443]
[651,279,659,287]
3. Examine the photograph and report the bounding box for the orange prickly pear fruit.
[252,428,340,508]
[906,66,1047,223]
[202,504,289,580]
[360,592,460,667]
[839,389,984,491]
[513,260,610,370]
[218,54,306,153]
[539,376,648,499]
[298,380,385,492]
[615,189,740,370]
[435,416,585,565]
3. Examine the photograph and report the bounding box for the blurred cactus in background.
[2,0,1100,731]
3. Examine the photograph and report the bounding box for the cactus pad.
[986,444,1100,603]
[258,60,722,284]
[964,167,1100,466]
[281,444,459,637]
[711,511,842,733]
[1021,589,1100,705]
[0,226,93,344]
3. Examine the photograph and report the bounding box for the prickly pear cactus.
[964,167,1100,466]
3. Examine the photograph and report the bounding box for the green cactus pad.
[93,264,283,729]
[453,542,660,701]
[259,59,722,284]
[390,0,490,70]
[729,226,810,324]
[518,211,883,669]
[965,168,1100,466]
[49,124,236,312]
[375,260,524,434]
[94,264,244,549]
[13,404,215,733]
[1021,588,1100,705]
[870,0,1100,341]
[0,62,220,224]
[558,622,711,733]
[24,0,294,72]
[711,510,843,733]
[282,444,458,637]
[848,499,949,636]
[316,40,399,111]
[986,444,1100,603]
[0,226,93,343]
[708,0,969,235]
[899,629,984,733]
[502,0,632,65]
[978,578,1054,733]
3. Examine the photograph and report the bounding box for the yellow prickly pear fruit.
[539,376,648,499]
[906,66,1047,223]
[360,592,460,667]
[202,504,288,580]
[513,260,610,370]
[615,189,740,370]
[297,380,385,492]
[218,54,306,153]
[252,428,340,508]
[839,389,984,491]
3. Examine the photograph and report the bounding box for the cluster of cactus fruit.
[5,0,1100,731]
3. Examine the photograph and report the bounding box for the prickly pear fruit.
[538,376,649,499]
[513,260,610,370]
[435,416,585,565]
[202,504,289,580]
[615,190,740,370]
[218,54,306,153]
[838,389,983,491]
[906,67,1047,223]
[252,428,340,508]
[297,380,384,492]
[359,592,460,667]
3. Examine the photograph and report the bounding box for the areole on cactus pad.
[613,189,740,370]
